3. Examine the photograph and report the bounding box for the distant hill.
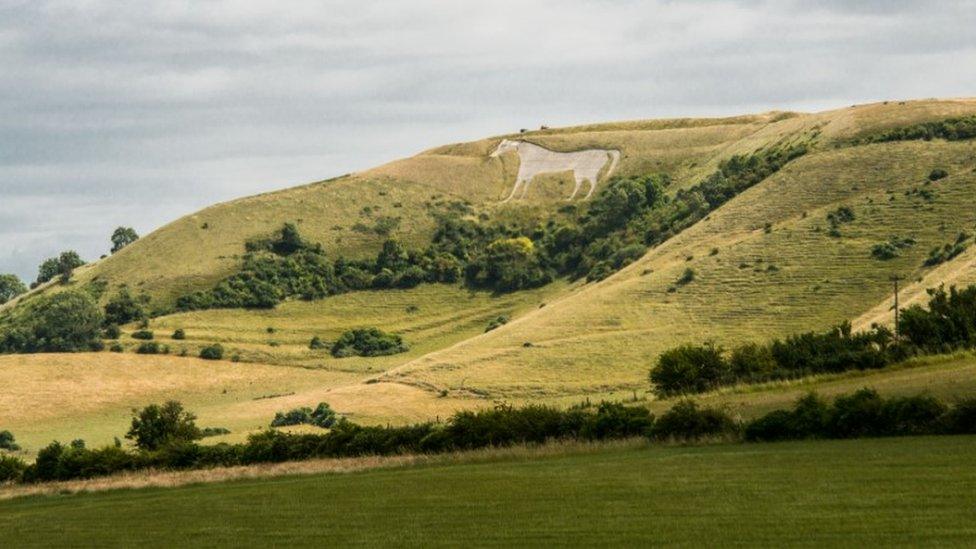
[5,98,976,449]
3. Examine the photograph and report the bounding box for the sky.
[2,0,975,281]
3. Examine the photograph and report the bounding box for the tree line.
[651,284,976,397]
[2,387,975,484]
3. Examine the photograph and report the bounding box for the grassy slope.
[3,436,976,547]
[385,116,976,399]
[5,99,976,449]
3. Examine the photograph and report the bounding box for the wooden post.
[890,275,903,338]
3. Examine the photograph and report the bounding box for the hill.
[4,98,976,449]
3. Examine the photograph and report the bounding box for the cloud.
[1,0,974,280]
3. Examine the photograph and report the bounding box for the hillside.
[4,98,976,450]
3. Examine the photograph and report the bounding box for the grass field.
[3,436,976,547]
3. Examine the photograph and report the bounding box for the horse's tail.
[605,150,620,179]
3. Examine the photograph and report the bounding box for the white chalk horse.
[490,139,620,202]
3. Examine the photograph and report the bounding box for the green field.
[3,436,976,547]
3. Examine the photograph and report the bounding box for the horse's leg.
[502,179,522,203]
[583,178,597,199]
[568,175,583,200]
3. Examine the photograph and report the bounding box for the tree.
[0,290,104,353]
[0,274,27,305]
[125,401,202,451]
[103,288,148,326]
[650,343,730,396]
[376,239,410,272]
[35,251,85,285]
[110,227,139,254]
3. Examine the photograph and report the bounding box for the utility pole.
[890,275,903,339]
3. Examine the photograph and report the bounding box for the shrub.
[825,388,887,438]
[651,400,738,441]
[103,324,121,340]
[172,329,186,340]
[104,289,147,326]
[309,336,328,350]
[136,342,162,355]
[675,268,695,286]
[110,342,124,353]
[881,394,947,436]
[650,343,729,396]
[745,391,949,442]
[928,168,948,181]
[0,274,27,305]
[0,290,104,353]
[199,344,224,360]
[331,328,407,358]
[131,330,154,340]
[900,285,976,351]
[485,315,509,332]
[200,427,231,438]
[394,265,427,289]
[126,401,202,451]
[35,251,85,286]
[728,342,777,379]
[826,206,855,228]
[579,402,654,440]
[0,455,27,482]
[942,398,976,434]
[270,403,338,429]
[0,430,20,451]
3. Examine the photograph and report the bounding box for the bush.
[34,251,85,286]
[0,455,27,483]
[900,285,976,351]
[650,343,729,396]
[675,268,695,286]
[270,403,338,429]
[136,342,162,355]
[0,430,20,451]
[651,400,738,441]
[0,290,104,353]
[131,330,154,340]
[331,328,407,358]
[825,388,887,438]
[728,342,777,379]
[110,342,124,353]
[172,329,186,340]
[308,336,328,350]
[103,324,121,340]
[942,398,976,434]
[103,289,147,326]
[199,344,224,360]
[928,168,948,181]
[579,402,654,440]
[126,401,202,451]
[745,390,951,442]
[485,315,509,332]
[200,427,231,438]
[0,274,26,305]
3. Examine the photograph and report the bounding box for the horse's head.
[490,139,520,158]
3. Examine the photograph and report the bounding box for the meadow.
[2,436,975,547]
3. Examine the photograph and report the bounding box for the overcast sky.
[1,0,975,281]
